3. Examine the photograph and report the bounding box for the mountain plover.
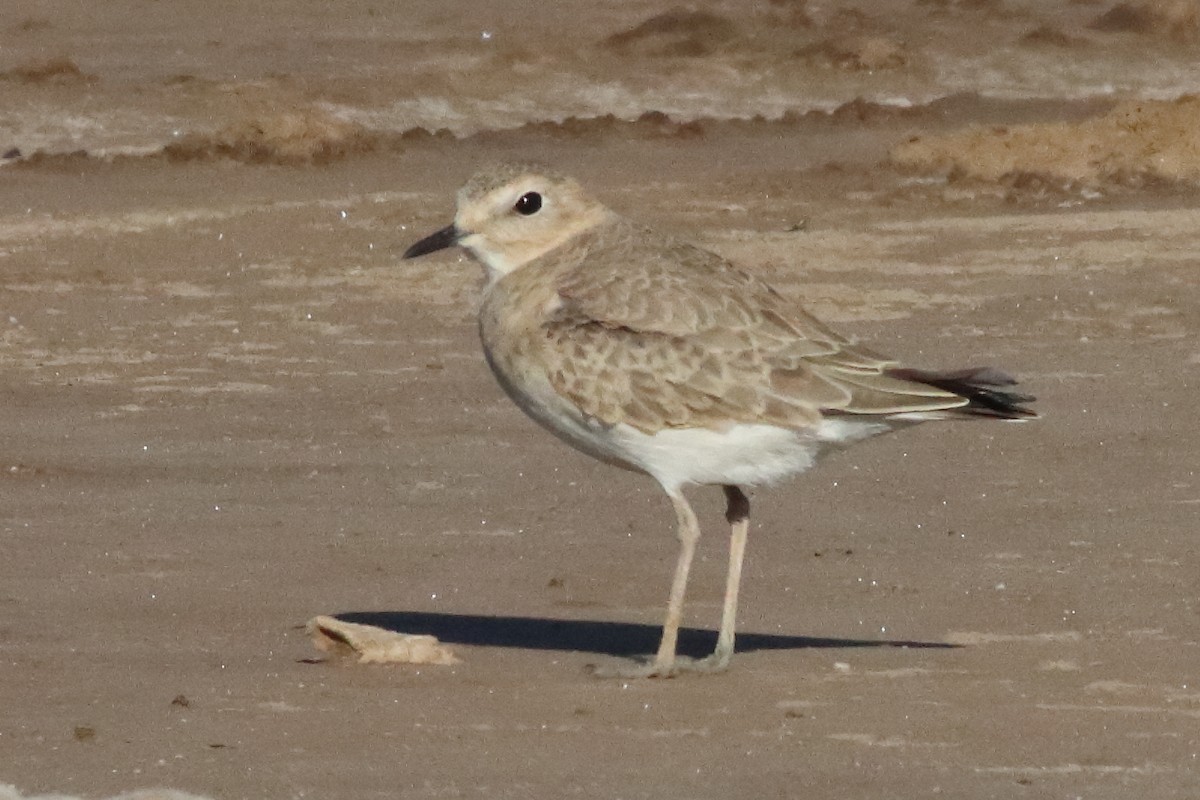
[404,163,1036,677]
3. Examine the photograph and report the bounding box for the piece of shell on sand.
[306,616,460,666]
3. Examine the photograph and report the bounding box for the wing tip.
[885,366,1039,421]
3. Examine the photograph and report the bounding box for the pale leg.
[705,485,750,671]
[587,487,702,678]
[648,489,701,675]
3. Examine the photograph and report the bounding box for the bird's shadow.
[334,611,958,658]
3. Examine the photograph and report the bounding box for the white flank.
[613,423,819,490]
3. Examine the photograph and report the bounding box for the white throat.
[459,233,523,280]
[457,206,614,280]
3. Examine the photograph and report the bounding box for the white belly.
[610,423,817,490]
[481,318,890,492]
[505,386,893,492]
[608,416,890,491]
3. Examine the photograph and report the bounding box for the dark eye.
[514,191,542,216]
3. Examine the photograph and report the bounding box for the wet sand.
[3,2,1200,799]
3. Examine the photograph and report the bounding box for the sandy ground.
[3,4,1200,799]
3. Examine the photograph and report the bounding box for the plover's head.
[403,163,612,278]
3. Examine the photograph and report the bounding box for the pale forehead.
[457,162,573,205]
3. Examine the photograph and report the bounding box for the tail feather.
[885,366,1038,420]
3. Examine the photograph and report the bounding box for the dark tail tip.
[887,366,1039,420]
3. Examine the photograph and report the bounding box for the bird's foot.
[586,651,733,679]
[585,656,678,679]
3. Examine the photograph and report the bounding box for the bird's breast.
[478,280,640,471]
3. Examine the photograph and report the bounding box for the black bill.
[403,224,461,259]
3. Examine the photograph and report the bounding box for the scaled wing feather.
[542,219,972,432]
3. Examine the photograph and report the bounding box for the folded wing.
[542,222,1035,433]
